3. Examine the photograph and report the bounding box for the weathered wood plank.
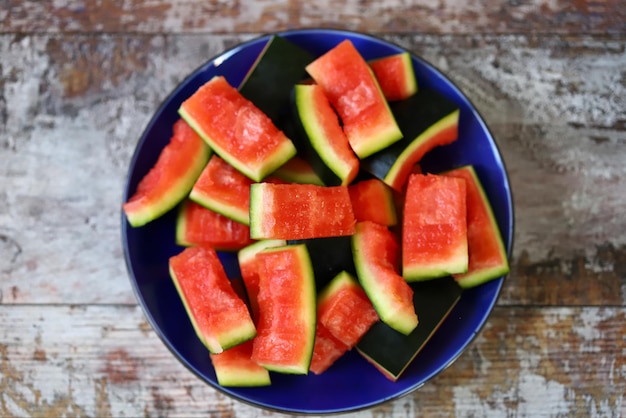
[2,0,625,35]
[1,305,624,417]
[1,33,625,306]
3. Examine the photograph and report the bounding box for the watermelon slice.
[361,89,459,191]
[249,182,356,240]
[305,40,402,158]
[123,119,210,227]
[317,271,379,348]
[348,178,398,226]
[442,165,510,288]
[251,244,316,374]
[175,200,254,251]
[190,154,253,225]
[369,52,417,102]
[168,246,256,354]
[352,221,418,335]
[210,339,271,387]
[271,156,325,185]
[291,83,360,186]
[237,239,287,322]
[179,75,297,182]
[402,173,468,281]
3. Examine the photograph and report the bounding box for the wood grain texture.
[1,305,624,417]
[1,33,624,306]
[1,0,625,35]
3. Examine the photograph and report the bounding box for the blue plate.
[122,28,514,414]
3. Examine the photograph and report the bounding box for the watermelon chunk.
[190,154,253,225]
[251,244,316,374]
[210,339,271,387]
[168,246,256,354]
[442,165,510,288]
[292,83,360,186]
[369,52,417,102]
[352,221,418,335]
[272,156,325,186]
[305,40,402,159]
[317,271,379,348]
[402,173,468,281]
[249,182,356,240]
[175,200,254,251]
[309,321,349,375]
[348,178,397,226]
[179,75,297,182]
[123,119,210,227]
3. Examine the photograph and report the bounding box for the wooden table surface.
[1,1,625,417]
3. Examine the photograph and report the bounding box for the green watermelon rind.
[189,187,250,226]
[369,51,418,102]
[179,104,297,183]
[446,165,510,288]
[271,157,325,186]
[254,244,317,374]
[292,83,359,186]
[351,224,418,336]
[168,264,257,354]
[212,360,272,387]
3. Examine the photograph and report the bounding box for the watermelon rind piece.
[178,76,297,182]
[369,52,418,102]
[123,119,211,227]
[291,83,360,186]
[210,341,271,387]
[402,174,469,281]
[271,156,325,186]
[348,178,398,226]
[352,221,418,336]
[169,247,257,354]
[442,165,510,288]
[361,89,459,191]
[356,277,462,381]
[251,244,317,374]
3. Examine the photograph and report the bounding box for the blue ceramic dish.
[122,28,514,414]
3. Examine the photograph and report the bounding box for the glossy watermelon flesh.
[402,173,468,281]
[305,40,402,159]
[292,83,359,186]
[317,271,379,348]
[442,166,510,288]
[352,221,418,335]
[249,182,356,240]
[251,244,316,374]
[309,321,349,375]
[348,178,398,226]
[210,340,271,387]
[123,119,210,227]
[190,154,253,225]
[175,200,254,251]
[237,239,287,322]
[168,246,256,354]
[369,52,417,102]
[179,75,297,182]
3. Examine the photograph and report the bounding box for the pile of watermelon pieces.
[123,36,509,385]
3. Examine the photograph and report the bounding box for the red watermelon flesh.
[168,246,256,354]
[309,322,349,375]
[123,118,210,227]
[176,200,254,251]
[369,52,417,102]
[190,154,254,225]
[442,166,510,288]
[348,178,398,226]
[179,75,297,182]
[251,244,316,374]
[402,173,468,281]
[318,271,379,348]
[249,182,356,240]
